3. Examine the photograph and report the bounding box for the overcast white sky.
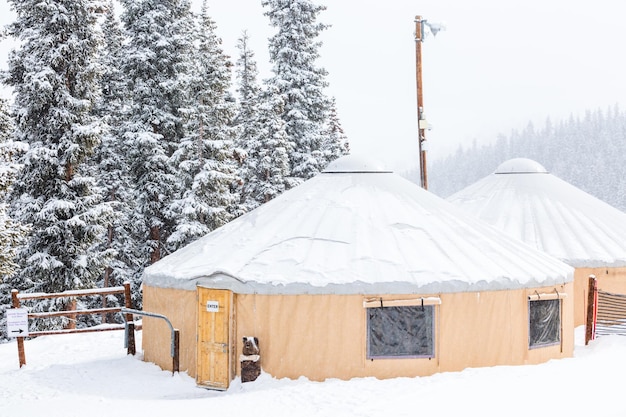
[2,0,626,172]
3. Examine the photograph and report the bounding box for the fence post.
[67,298,77,330]
[585,275,597,345]
[173,329,180,374]
[123,282,136,355]
[11,290,26,367]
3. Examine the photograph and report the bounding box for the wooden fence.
[10,282,137,367]
[585,275,626,344]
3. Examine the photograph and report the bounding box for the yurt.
[447,158,626,326]
[142,155,574,390]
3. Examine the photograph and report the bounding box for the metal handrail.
[120,308,179,374]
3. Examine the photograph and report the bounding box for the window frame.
[364,297,440,360]
[528,294,563,349]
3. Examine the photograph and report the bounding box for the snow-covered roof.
[144,155,573,294]
[494,158,548,174]
[447,158,626,268]
[323,155,392,173]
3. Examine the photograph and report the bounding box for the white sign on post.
[206,301,219,312]
[6,308,29,337]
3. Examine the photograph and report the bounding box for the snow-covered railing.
[10,282,138,368]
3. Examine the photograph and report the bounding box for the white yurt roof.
[144,155,573,294]
[447,158,626,268]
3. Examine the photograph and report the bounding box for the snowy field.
[2,326,625,417]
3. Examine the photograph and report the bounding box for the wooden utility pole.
[415,16,428,190]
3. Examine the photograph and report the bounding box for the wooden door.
[196,288,233,390]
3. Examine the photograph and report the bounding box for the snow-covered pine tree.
[234,33,289,210]
[234,32,262,133]
[119,0,195,263]
[91,1,142,312]
[0,98,29,341]
[233,31,262,176]
[4,0,113,329]
[167,1,241,251]
[427,105,626,213]
[262,0,333,184]
[0,99,26,278]
[321,97,350,166]
[251,88,291,205]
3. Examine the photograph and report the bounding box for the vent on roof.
[494,158,548,174]
[323,154,392,173]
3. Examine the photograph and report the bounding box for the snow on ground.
[2,326,626,416]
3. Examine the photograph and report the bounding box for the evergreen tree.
[119,0,195,263]
[234,32,261,130]
[92,1,142,311]
[321,97,350,166]
[0,99,29,341]
[4,0,113,328]
[234,32,289,211]
[427,105,626,213]
[232,31,260,211]
[167,1,241,251]
[262,0,334,184]
[0,99,26,278]
[233,31,262,171]
[248,88,290,206]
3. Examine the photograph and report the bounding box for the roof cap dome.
[494,158,548,174]
[323,154,392,173]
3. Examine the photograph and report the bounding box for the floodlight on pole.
[414,16,444,190]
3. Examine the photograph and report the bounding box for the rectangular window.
[528,298,561,348]
[367,305,434,359]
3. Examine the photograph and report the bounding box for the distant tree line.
[0,0,349,339]
[417,105,626,212]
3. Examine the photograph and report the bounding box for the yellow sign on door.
[196,288,233,389]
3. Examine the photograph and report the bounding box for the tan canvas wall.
[142,286,198,374]
[142,282,573,382]
[234,283,573,381]
[573,267,626,326]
